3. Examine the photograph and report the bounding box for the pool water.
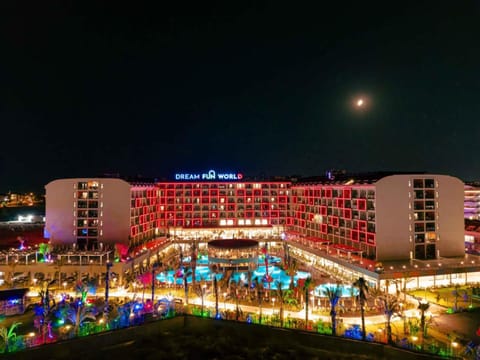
[313,283,359,298]
[155,255,310,290]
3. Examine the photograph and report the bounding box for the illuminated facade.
[289,174,465,262]
[45,176,290,249]
[45,178,159,249]
[156,181,290,229]
[464,184,480,220]
[45,172,465,265]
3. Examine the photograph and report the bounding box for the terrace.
[0,249,113,266]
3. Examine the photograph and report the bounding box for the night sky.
[2,1,480,192]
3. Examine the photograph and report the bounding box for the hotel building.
[289,172,465,262]
[44,173,291,250]
[41,170,480,290]
[45,171,465,262]
[45,178,159,250]
[464,183,480,220]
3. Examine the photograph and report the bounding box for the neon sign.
[175,170,243,181]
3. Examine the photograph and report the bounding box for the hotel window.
[414,190,424,199]
[88,192,99,199]
[414,223,425,232]
[78,182,88,190]
[78,191,88,199]
[425,179,435,188]
[426,223,435,232]
[425,201,435,210]
[414,212,424,221]
[88,181,99,190]
[413,179,423,188]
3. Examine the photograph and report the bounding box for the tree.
[58,300,98,336]
[254,277,264,324]
[230,279,241,321]
[213,273,219,319]
[301,276,314,329]
[57,283,98,336]
[38,243,50,262]
[35,279,56,344]
[353,277,369,341]
[55,256,66,290]
[138,271,152,302]
[323,284,342,336]
[190,243,198,289]
[379,293,400,344]
[0,322,21,353]
[183,266,192,305]
[452,284,461,311]
[285,258,298,290]
[273,280,288,327]
[210,265,220,319]
[349,285,357,309]
[283,240,290,265]
[418,299,430,349]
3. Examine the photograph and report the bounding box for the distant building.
[464,184,480,220]
[0,288,28,316]
[465,219,480,253]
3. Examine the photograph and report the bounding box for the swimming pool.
[313,283,359,297]
[155,255,310,290]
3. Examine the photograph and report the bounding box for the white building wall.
[45,178,131,247]
[436,175,465,257]
[375,176,412,261]
[375,174,464,261]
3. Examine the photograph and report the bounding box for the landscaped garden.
[0,243,477,359]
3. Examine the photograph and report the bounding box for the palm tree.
[283,240,290,264]
[230,279,241,321]
[302,276,314,329]
[452,284,461,311]
[38,243,50,262]
[56,282,98,336]
[0,322,21,353]
[183,266,192,305]
[36,279,56,343]
[210,264,220,319]
[254,277,264,324]
[55,256,66,289]
[213,273,219,319]
[418,299,430,349]
[273,280,286,327]
[285,258,298,290]
[379,293,400,344]
[349,285,357,309]
[58,300,98,336]
[138,271,152,302]
[190,243,198,289]
[323,284,342,336]
[353,277,369,341]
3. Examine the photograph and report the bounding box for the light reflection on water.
[155,255,310,290]
[313,283,359,298]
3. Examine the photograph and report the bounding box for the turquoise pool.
[155,255,310,290]
[313,283,359,298]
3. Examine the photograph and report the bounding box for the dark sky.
[1,1,480,192]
